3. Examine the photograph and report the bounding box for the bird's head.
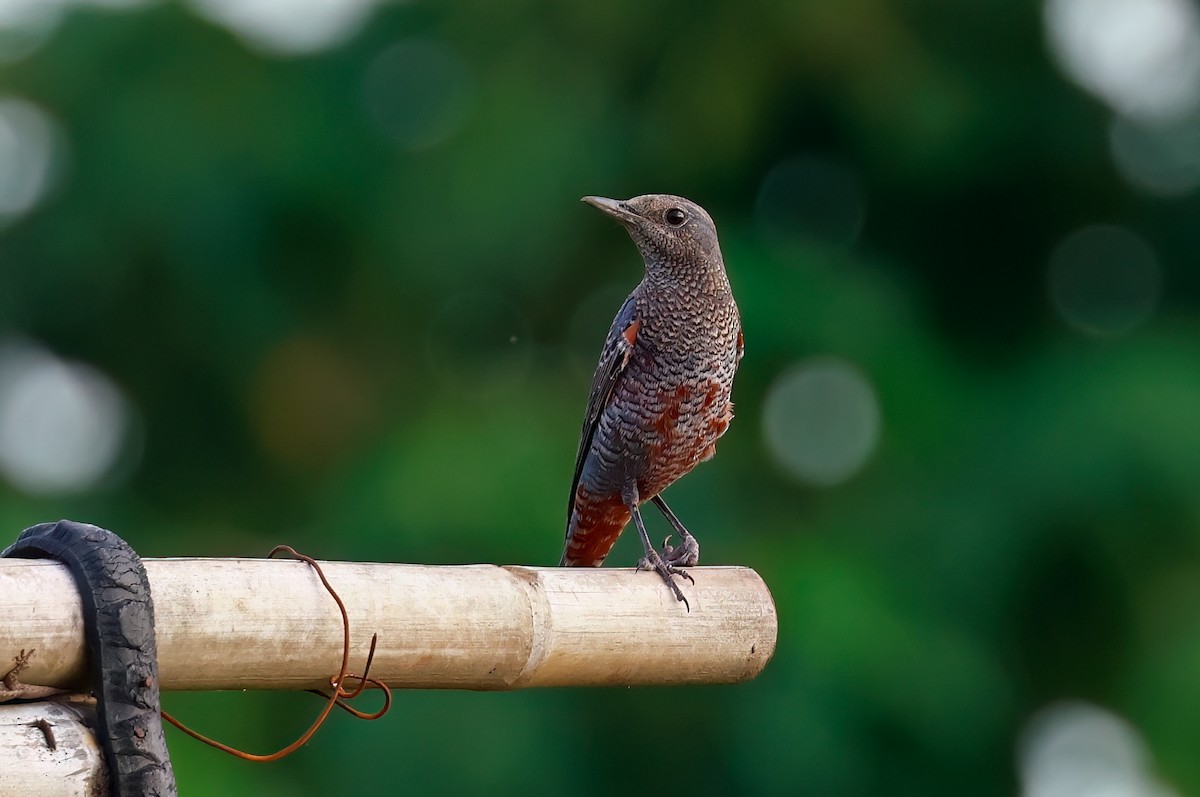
[582,194,725,284]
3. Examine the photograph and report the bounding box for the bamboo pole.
[0,559,776,692]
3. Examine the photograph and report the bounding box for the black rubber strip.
[3,520,177,796]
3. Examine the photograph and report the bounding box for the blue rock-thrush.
[561,194,743,608]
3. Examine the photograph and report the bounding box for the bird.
[560,194,743,609]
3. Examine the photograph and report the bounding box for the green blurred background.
[2,0,1200,794]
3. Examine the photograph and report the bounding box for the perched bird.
[560,194,743,609]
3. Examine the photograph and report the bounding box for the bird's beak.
[582,196,639,224]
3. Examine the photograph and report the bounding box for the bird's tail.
[560,493,630,567]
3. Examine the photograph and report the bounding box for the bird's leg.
[623,483,692,610]
[650,494,700,567]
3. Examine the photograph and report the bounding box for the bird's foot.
[659,532,699,568]
[636,547,694,611]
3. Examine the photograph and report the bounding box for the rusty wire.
[160,545,392,761]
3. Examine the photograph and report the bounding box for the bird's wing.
[566,292,640,532]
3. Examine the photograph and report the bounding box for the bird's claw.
[636,549,694,611]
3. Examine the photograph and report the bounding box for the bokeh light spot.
[1109,114,1200,197]
[755,155,867,250]
[0,0,62,63]
[250,336,379,471]
[0,96,58,224]
[1048,225,1161,337]
[1044,0,1200,123]
[362,39,474,151]
[762,357,881,487]
[186,0,385,56]
[0,340,132,495]
[1018,702,1178,797]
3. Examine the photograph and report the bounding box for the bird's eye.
[665,207,688,227]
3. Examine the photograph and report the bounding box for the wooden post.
[0,701,107,796]
[0,559,776,691]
